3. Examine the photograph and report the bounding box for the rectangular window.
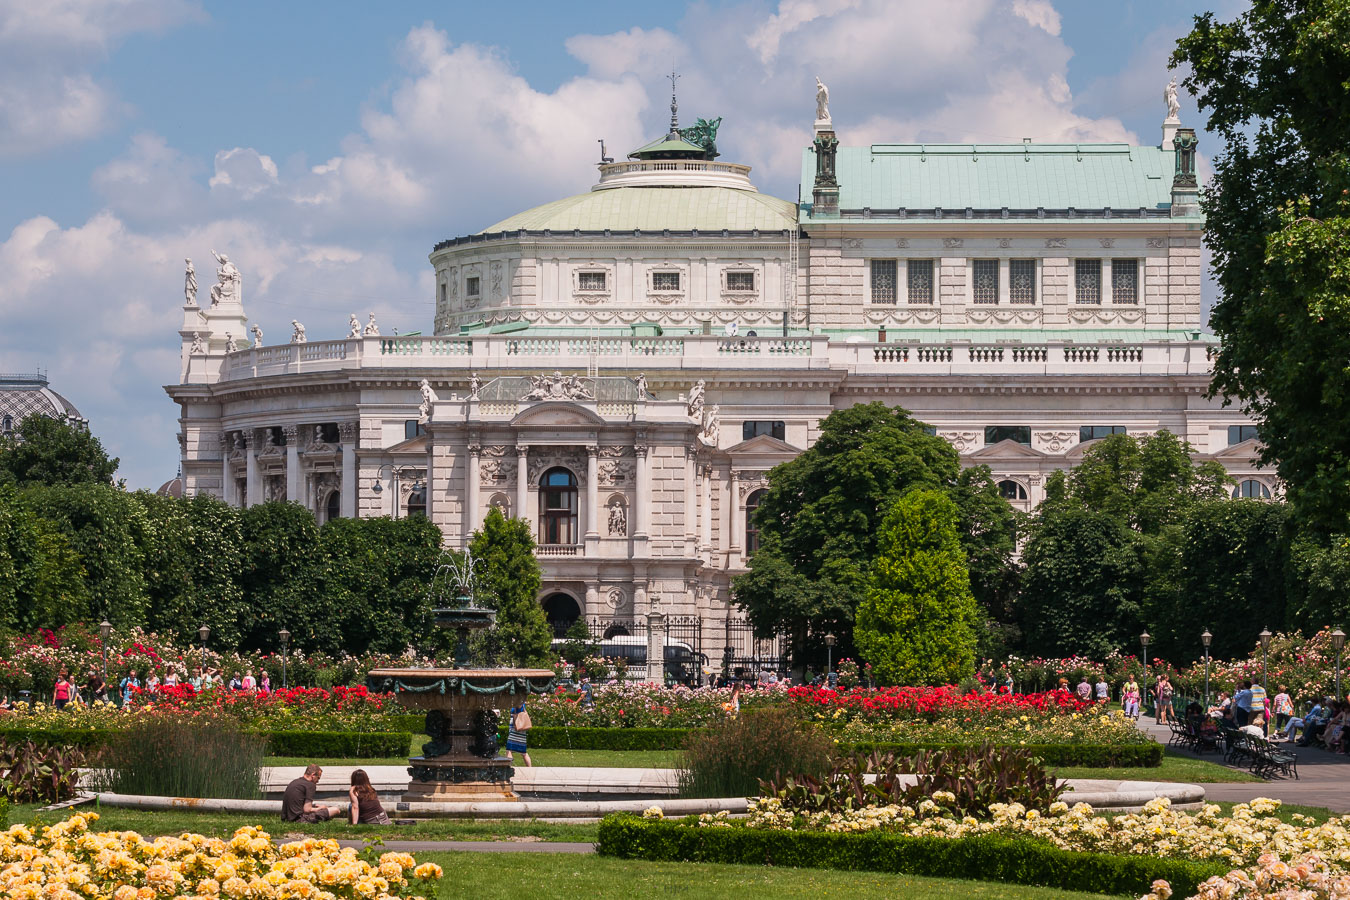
[741,420,786,441]
[984,425,1031,445]
[466,276,481,297]
[1079,425,1127,443]
[972,259,999,304]
[726,271,756,292]
[578,271,607,291]
[1228,424,1259,445]
[439,283,447,304]
[652,271,681,291]
[404,420,427,440]
[870,259,897,304]
[1074,259,1101,304]
[1112,258,1139,304]
[907,259,934,303]
[1009,259,1036,304]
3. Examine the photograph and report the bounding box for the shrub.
[263,731,410,759]
[0,797,8,826]
[0,738,84,803]
[840,740,1163,768]
[513,727,689,751]
[87,719,266,799]
[678,707,831,799]
[596,815,1229,898]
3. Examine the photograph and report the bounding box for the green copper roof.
[629,134,709,159]
[480,187,797,233]
[800,143,1186,214]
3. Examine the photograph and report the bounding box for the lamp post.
[1201,628,1212,709]
[198,624,210,679]
[371,464,409,519]
[1332,628,1346,702]
[98,620,112,686]
[825,632,837,678]
[279,628,291,690]
[1259,627,1272,695]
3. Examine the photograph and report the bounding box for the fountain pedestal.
[367,667,555,803]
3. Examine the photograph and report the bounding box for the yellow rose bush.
[742,796,1350,873]
[0,813,442,900]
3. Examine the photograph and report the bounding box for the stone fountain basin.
[366,668,556,711]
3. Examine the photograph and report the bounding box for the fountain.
[366,551,555,802]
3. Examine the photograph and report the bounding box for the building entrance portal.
[542,592,581,637]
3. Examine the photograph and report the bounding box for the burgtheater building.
[166,86,1266,655]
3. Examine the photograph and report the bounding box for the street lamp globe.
[98,620,113,641]
[1332,629,1346,653]
[1259,627,1272,650]
[1201,628,1212,649]
[198,624,211,644]
[279,627,291,646]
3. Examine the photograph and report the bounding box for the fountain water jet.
[367,550,554,802]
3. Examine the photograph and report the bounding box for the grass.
[10,803,599,843]
[415,851,1124,900]
[265,735,678,769]
[1053,749,1262,784]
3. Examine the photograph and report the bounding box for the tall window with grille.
[907,259,934,303]
[726,271,756,292]
[1074,259,1102,304]
[870,259,897,304]
[652,271,681,291]
[1010,259,1036,304]
[1112,258,1139,303]
[972,259,999,304]
[578,271,607,292]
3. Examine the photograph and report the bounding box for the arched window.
[542,592,581,638]
[0,415,11,433]
[1233,479,1272,500]
[324,491,341,523]
[406,484,427,518]
[539,468,578,544]
[745,489,767,555]
[997,479,1028,501]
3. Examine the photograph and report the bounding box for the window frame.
[1079,425,1127,443]
[1009,259,1037,305]
[745,488,767,555]
[1074,259,1102,304]
[971,258,1000,305]
[577,270,608,292]
[406,484,427,519]
[724,270,756,293]
[1228,425,1259,446]
[539,467,579,545]
[650,270,683,293]
[907,258,934,304]
[465,275,481,298]
[984,425,1032,445]
[404,420,427,441]
[1111,258,1139,304]
[870,258,898,304]
[997,479,1028,501]
[1233,480,1272,500]
[741,420,786,441]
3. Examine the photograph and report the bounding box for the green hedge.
[597,816,1227,897]
[0,798,8,828]
[388,714,427,735]
[0,726,412,760]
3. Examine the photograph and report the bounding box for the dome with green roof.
[480,184,796,234]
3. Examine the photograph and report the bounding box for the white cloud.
[92,133,205,221]
[1012,0,1062,36]
[209,148,280,198]
[0,0,204,155]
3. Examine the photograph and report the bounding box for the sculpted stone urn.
[367,590,554,802]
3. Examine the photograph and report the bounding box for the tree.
[238,502,321,651]
[855,490,978,685]
[1019,509,1146,658]
[732,403,1016,671]
[1173,1,1350,535]
[0,415,119,488]
[0,486,87,632]
[469,508,551,667]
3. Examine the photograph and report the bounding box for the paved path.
[1135,717,1350,812]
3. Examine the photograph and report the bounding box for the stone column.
[700,463,713,553]
[464,442,481,548]
[646,611,666,685]
[584,446,600,544]
[283,426,300,503]
[729,469,743,560]
[633,443,650,557]
[515,445,529,523]
[584,583,598,620]
[244,432,260,508]
[339,422,357,519]
[684,447,698,555]
[220,432,234,505]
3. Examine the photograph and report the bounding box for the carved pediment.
[1209,437,1264,460]
[968,438,1048,460]
[510,402,607,427]
[725,434,800,455]
[386,434,430,454]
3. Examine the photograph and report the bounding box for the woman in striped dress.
[505,702,532,767]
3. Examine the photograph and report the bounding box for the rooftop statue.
[687,379,706,418]
[224,333,237,353]
[678,117,722,158]
[250,323,263,346]
[290,320,307,344]
[525,371,594,401]
[189,332,205,354]
[184,259,197,306]
[348,314,361,339]
[1165,76,1180,121]
[210,250,240,307]
[363,313,380,336]
[419,378,438,420]
[815,77,831,124]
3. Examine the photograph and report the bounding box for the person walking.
[1122,678,1141,720]
[1234,681,1254,728]
[259,671,271,693]
[120,669,141,707]
[1094,677,1109,703]
[52,673,73,710]
[1157,676,1174,725]
[505,701,532,767]
[1248,680,1268,733]
[85,669,107,705]
[348,769,390,825]
[1272,685,1293,732]
[1075,678,1092,702]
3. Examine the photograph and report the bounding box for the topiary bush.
[677,707,831,799]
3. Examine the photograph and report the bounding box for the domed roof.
[480,186,797,234]
[0,373,86,432]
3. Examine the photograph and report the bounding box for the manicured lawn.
[266,737,678,769]
[416,851,1126,900]
[10,804,599,843]
[1053,749,1261,784]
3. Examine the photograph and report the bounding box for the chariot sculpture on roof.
[678,117,722,159]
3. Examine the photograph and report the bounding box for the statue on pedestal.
[184,259,197,306]
[815,77,831,125]
[290,320,307,343]
[608,501,628,537]
[701,404,720,445]
[1165,76,1181,121]
[224,333,237,353]
[348,314,361,339]
[469,372,481,400]
[635,373,648,400]
[210,250,240,307]
[189,332,205,354]
[419,378,438,420]
[363,313,380,336]
[686,379,706,418]
[250,323,263,346]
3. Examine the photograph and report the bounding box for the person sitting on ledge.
[348,769,390,825]
[281,764,343,823]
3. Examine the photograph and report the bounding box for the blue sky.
[0,0,1236,489]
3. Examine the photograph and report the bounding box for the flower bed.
[596,813,1227,898]
[0,722,413,759]
[1147,852,1350,900]
[0,814,442,899]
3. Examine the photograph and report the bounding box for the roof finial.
[668,67,681,136]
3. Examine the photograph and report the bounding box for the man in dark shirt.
[281,764,342,823]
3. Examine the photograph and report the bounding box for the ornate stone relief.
[937,431,980,453]
[966,307,1041,325]
[1045,238,1067,249]
[735,471,769,499]
[844,238,863,249]
[894,238,909,248]
[598,445,631,459]
[606,496,628,536]
[943,238,964,249]
[604,588,625,611]
[1034,431,1078,453]
[264,474,285,502]
[448,267,459,301]
[865,307,940,325]
[1067,307,1144,325]
[1146,237,1166,249]
[490,261,504,299]
[525,372,594,401]
[598,459,635,485]
[479,459,515,486]
[528,450,586,485]
[338,421,358,445]
[1099,238,1116,248]
[998,238,1012,249]
[1027,474,1044,487]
